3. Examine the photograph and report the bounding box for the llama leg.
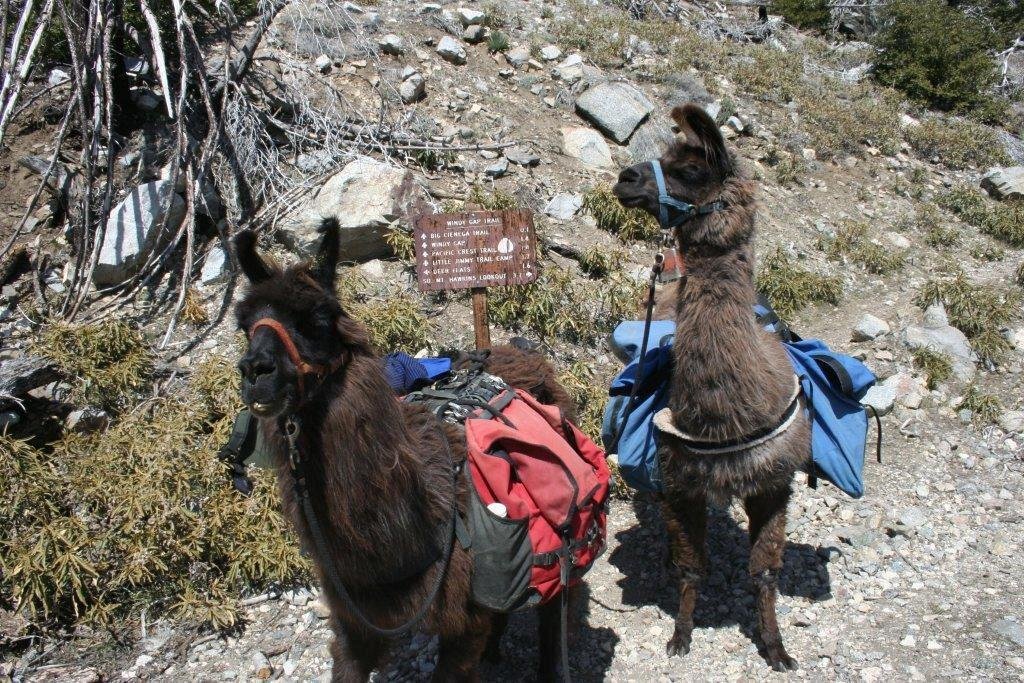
[662,494,708,657]
[483,612,508,663]
[744,486,798,672]
[329,622,388,682]
[536,597,562,683]
[433,609,490,683]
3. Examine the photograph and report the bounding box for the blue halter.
[650,159,727,229]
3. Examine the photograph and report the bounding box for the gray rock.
[314,54,332,73]
[998,410,1024,433]
[484,158,509,178]
[505,146,541,167]
[399,72,426,103]
[540,45,562,61]
[903,303,975,382]
[436,36,467,65]
[463,24,486,43]
[553,54,585,83]
[200,244,229,285]
[131,88,160,112]
[897,506,928,529]
[250,652,273,680]
[561,126,614,169]
[628,117,674,164]
[575,81,654,144]
[48,68,70,86]
[544,193,583,220]
[283,587,312,607]
[457,7,485,25]
[94,180,185,286]
[884,372,927,408]
[853,314,890,341]
[981,166,1024,201]
[861,384,896,416]
[505,46,530,68]
[65,407,110,433]
[991,619,1024,647]
[378,34,405,56]
[280,156,423,262]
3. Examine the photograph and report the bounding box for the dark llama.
[233,220,574,682]
[613,103,810,671]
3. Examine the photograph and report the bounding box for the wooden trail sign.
[413,209,538,350]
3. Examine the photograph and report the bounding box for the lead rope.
[284,416,458,638]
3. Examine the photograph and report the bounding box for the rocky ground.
[3,0,1024,681]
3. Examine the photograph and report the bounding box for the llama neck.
[668,205,793,442]
[279,354,445,586]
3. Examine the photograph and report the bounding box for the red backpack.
[406,371,609,611]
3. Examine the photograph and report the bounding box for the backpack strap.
[218,409,257,496]
[811,354,855,398]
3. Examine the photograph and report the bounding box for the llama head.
[233,219,371,418]
[613,103,737,242]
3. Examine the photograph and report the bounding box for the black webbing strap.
[218,409,257,496]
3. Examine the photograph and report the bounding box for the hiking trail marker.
[414,208,537,350]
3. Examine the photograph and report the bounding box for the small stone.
[484,158,509,178]
[900,634,916,647]
[378,34,405,56]
[311,597,331,619]
[314,54,332,73]
[884,231,911,249]
[852,314,890,341]
[457,7,485,26]
[506,46,530,68]
[283,587,312,606]
[250,652,273,680]
[861,384,896,416]
[725,115,745,133]
[802,148,817,161]
[360,259,385,279]
[48,68,70,86]
[65,407,110,433]
[505,146,541,167]
[436,36,467,65]
[399,72,426,103]
[898,507,927,528]
[540,45,562,61]
[553,53,585,83]
[200,245,229,285]
[992,618,1024,647]
[463,24,486,43]
[544,193,583,220]
[998,410,1024,433]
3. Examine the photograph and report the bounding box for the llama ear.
[233,230,274,283]
[670,104,732,178]
[311,217,340,290]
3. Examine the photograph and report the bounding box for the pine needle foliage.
[756,248,843,319]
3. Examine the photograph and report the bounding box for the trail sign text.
[413,209,537,292]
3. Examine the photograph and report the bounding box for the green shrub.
[872,0,1002,117]
[582,186,659,242]
[1016,261,1024,289]
[798,86,903,158]
[911,347,953,389]
[354,293,433,353]
[819,221,907,274]
[969,242,1006,261]
[0,357,309,634]
[730,46,805,103]
[938,188,1024,248]
[959,384,1004,424]
[756,247,843,319]
[915,270,1022,364]
[34,320,152,413]
[384,224,415,261]
[906,118,1010,170]
[487,30,510,53]
[775,0,831,30]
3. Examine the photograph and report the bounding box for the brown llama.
[612,103,809,671]
[232,220,573,682]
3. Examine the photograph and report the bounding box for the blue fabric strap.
[649,159,728,229]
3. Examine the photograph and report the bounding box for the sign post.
[414,209,537,350]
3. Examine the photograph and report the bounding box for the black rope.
[285,417,458,638]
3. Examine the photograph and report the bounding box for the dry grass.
[906,117,1011,170]
[353,292,433,354]
[180,288,209,327]
[756,247,843,319]
[797,85,903,159]
[0,356,309,634]
[938,188,1024,248]
[911,347,953,389]
[959,384,1004,424]
[582,186,659,243]
[558,359,615,443]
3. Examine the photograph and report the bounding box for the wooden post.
[471,287,491,350]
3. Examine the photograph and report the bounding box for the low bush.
[959,384,1004,424]
[558,360,615,442]
[819,221,907,274]
[756,247,843,319]
[915,270,1022,364]
[354,292,433,353]
[938,188,1024,248]
[798,86,903,159]
[34,320,152,413]
[775,0,831,30]
[582,186,659,243]
[0,357,309,634]
[905,118,1010,170]
[911,347,953,389]
[384,224,415,261]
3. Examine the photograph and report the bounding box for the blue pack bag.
[602,308,879,498]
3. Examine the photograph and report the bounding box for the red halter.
[248,317,345,399]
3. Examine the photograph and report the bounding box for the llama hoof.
[665,633,692,657]
[768,651,798,672]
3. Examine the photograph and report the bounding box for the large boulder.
[93,180,185,286]
[280,156,422,262]
[575,81,654,144]
[561,126,614,169]
[627,116,674,164]
[981,166,1024,201]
